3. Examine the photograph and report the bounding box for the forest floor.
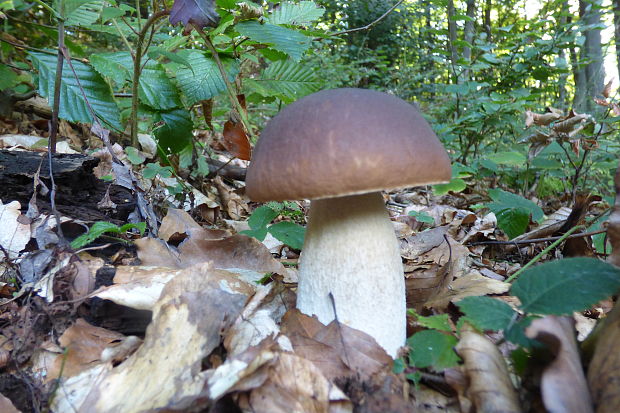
[0,101,617,413]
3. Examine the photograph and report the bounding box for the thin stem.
[130,9,170,146]
[49,20,65,154]
[468,228,607,246]
[112,18,135,58]
[32,0,63,20]
[331,0,404,36]
[195,26,256,141]
[505,225,585,283]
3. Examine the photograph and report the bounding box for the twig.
[505,225,584,283]
[194,25,256,141]
[467,228,607,246]
[130,9,171,146]
[331,0,404,36]
[46,1,66,244]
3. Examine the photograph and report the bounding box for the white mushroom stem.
[296,191,406,357]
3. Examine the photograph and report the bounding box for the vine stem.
[194,25,256,141]
[505,225,585,283]
[130,9,170,146]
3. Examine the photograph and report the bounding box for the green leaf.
[504,316,538,348]
[407,330,460,370]
[71,221,121,249]
[176,51,239,105]
[491,206,530,239]
[65,0,104,26]
[119,222,146,234]
[407,210,435,224]
[143,163,174,179]
[486,188,544,238]
[125,146,146,164]
[432,178,466,196]
[456,296,516,331]
[153,108,193,154]
[139,67,181,110]
[409,310,452,332]
[90,52,132,85]
[270,1,325,25]
[29,51,122,131]
[236,21,312,61]
[0,64,18,90]
[147,48,193,70]
[101,6,125,22]
[245,59,321,103]
[511,258,620,315]
[241,227,269,241]
[70,221,145,249]
[248,205,279,230]
[268,221,305,250]
[486,151,526,166]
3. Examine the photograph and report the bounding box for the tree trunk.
[447,0,460,83]
[614,0,620,78]
[463,0,476,80]
[484,0,492,40]
[574,0,606,112]
[556,1,570,109]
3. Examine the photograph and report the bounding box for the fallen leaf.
[72,263,248,412]
[450,324,521,412]
[0,392,21,413]
[223,119,251,161]
[587,301,620,413]
[0,200,31,258]
[280,309,393,381]
[46,319,127,381]
[158,208,214,243]
[425,271,511,310]
[237,352,352,413]
[526,316,593,413]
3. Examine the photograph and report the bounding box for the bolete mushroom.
[245,88,451,357]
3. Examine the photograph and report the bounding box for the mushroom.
[245,88,451,357]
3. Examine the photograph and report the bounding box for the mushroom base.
[297,192,406,357]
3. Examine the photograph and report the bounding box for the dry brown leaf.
[404,232,470,309]
[213,175,249,220]
[587,301,620,413]
[451,324,522,413]
[525,110,562,127]
[94,265,255,311]
[236,352,352,413]
[425,271,511,310]
[608,163,620,267]
[69,263,248,412]
[0,200,31,258]
[176,233,286,274]
[602,80,613,98]
[0,393,20,413]
[136,230,286,275]
[133,237,181,267]
[158,208,204,242]
[280,309,393,381]
[46,319,127,381]
[225,282,293,357]
[526,316,593,413]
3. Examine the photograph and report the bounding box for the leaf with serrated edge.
[236,21,311,61]
[457,296,516,331]
[176,51,239,105]
[29,51,122,131]
[270,1,325,25]
[511,257,620,315]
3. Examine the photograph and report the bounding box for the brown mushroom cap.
[246,88,452,201]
